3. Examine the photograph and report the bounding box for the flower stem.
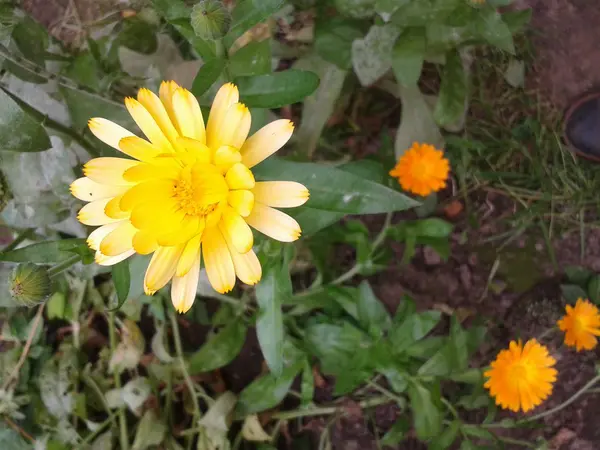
[2,228,34,253]
[108,312,129,450]
[272,395,392,421]
[48,255,81,279]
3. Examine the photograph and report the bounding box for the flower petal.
[172,87,206,143]
[240,119,294,168]
[95,249,135,266]
[227,190,254,217]
[104,194,130,219]
[171,251,200,313]
[202,227,235,293]
[88,118,135,151]
[118,136,162,161]
[125,97,175,152]
[221,207,253,254]
[144,245,185,295]
[214,146,242,173]
[87,222,123,250]
[78,198,124,226]
[176,234,202,277]
[177,137,211,163]
[133,230,158,255]
[220,223,262,285]
[225,163,255,190]
[211,103,251,150]
[246,203,301,242]
[206,83,239,149]
[137,88,181,148]
[159,80,180,130]
[84,158,139,186]
[252,181,309,208]
[156,216,202,247]
[99,221,137,256]
[120,179,176,211]
[70,177,128,202]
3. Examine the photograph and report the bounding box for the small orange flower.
[389,143,450,197]
[558,298,600,351]
[484,339,557,413]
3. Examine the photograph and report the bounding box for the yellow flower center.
[171,163,228,218]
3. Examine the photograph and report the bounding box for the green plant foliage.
[235,70,320,107]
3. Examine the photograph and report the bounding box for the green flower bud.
[191,0,231,40]
[9,263,52,307]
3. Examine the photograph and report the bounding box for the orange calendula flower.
[71,82,309,313]
[557,298,600,351]
[484,339,557,413]
[389,142,450,197]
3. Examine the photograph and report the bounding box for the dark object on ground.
[564,92,600,161]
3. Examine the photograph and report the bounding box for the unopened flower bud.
[9,263,52,307]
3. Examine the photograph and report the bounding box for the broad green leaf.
[501,9,532,34]
[471,7,515,54]
[110,260,131,311]
[255,263,285,376]
[191,58,227,97]
[0,239,90,263]
[429,421,461,450]
[314,17,365,70]
[418,318,468,377]
[376,0,410,17]
[414,218,453,238]
[66,52,102,91]
[294,54,347,156]
[392,27,426,86]
[119,18,158,54]
[334,0,376,18]
[357,281,391,336]
[188,321,247,374]
[381,418,410,447]
[407,380,442,440]
[253,158,419,215]
[122,377,151,413]
[235,360,303,417]
[588,276,600,304]
[352,24,400,86]
[434,50,468,127]
[235,70,320,108]
[38,349,77,419]
[0,88,50,152]
[389,310,441,351]
[132,410,167,450]
[191,0,232,40]
[560,284,588,304]
[394,84,444,158]
[229,39,272,77]
[12,16,48,66]
[224,0,285,49]
[391,0,456,27]
[287,207,344,236]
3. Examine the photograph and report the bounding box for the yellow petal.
[130,201,182,231]
[144,245,185,295]
[133,230,158,255]
[246,203,301,242]
[120,179,176,211]
[176,234,202,277]
[125,97,174,152]
[240,119,294,168]
[211,103,251,150]
[227,190,254,217]
[123,162,179,183]
[220,223,262,285]
[95,249,135,266]
[225,163,255,190]
[171,251,200,313]
[118,136,162,161]
[78,198,123,226]
[252,181,309,208]
[87,222,123,250]
[214,146,242,173]
[202,227,235,293]
[177,137,211,163]
[159,80,180,131]
[221,207,253,254]
[137,88,180,148]
[156,216,202,247]
[104,194,130,219]
[70,177,128,202]
[172,87,206,143]
[88,118,135,152]
[99,221,137,256]
[206,83,239,149]
[84,158,139,186]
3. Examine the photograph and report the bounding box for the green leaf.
[224,0,285,49]
[414,218,453,238]
[0,239,90,263]
[119,18,158,54]
[390,310,441,351]
[561,284,588,303]
[352,24,401,86]
[191,0,232,40]
[434,50,468,127]
[0,426,29,450]
[392,27,426,86]
[111,260,131,311]
[301,359,315,406]
[230,39,272,77]
[188,321,247,374]
[394,85,444,158]
[429,421,461,450]
[12,16,48,66]
[357,281,391,336]
[66,52,102,91]
[381,418,410,447]
[501,9,532,34]
[314,17,365,70]
[391,0,456,27]
[588,276,600,305]
[418,318,468,377]
[255,264,285,376]
[235,70,320,108]
[253,157,419,215]
[132,410,167,450]
[334,0,376,18]
[235,360,303,417]
[471,7,515,54]
[0,88,50,152]
[407,380,442,440]
[191,58,227,97]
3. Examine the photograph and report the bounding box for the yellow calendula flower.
[557,298,600,352]
[484,339,557,413]
[71,82,309,313]
[389,143,450,197]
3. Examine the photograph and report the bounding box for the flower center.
[172,163,228,218]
